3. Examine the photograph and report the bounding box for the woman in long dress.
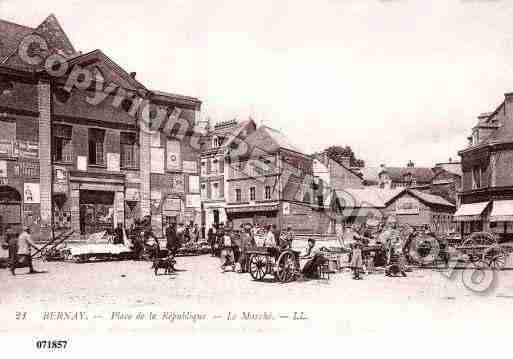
[350,242,364,280]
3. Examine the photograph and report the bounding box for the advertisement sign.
[151,147,165,174]
[125,188,140,201]
[188,175,200,193]
[77,156,87,171]
[172,174,185,193]
[53,166,68,193]
[0,160,7,177]
[107,153,120,172]
[150,190,162,209]
[163,197,182,211]
[24,183,40,204]
[166,140,181,171]
[182,160,197,173]
[186,194,201,208]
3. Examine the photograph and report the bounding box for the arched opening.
[0,186,22,236]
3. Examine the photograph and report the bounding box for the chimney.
[407,160,415,168]
[130,72,137,79]
[449,157,452,163]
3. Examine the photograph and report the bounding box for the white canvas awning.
[453,202,489,222]
[490,200,513,222]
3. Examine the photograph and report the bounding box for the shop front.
[488,200,513,242]
[226,203,280,230]
[453,201,489,237]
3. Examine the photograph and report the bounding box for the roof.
[358,167,380,183]
[381,167,434,183]
[262,126,306,154]
[453,201,489,221]
[335,188,402,208]
[0,19,33,61]
[236,125,308,158]
[222,118,256,149]
[434,162,462,177]
[407,189,454,207]
[2,14,77,70]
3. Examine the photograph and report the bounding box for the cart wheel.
[276,251,296,283]
[483,245,507,271]
[249,254,267,281]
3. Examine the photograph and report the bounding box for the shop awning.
[489,200,513,222]
[453,202,489,222]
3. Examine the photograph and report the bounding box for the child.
[350,242,364,280]
[366,252,375,274]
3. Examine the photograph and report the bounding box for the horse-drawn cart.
[454,232,511,270]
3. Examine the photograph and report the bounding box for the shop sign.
[125,188,140,201]
[163,197,182,211]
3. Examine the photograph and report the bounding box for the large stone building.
[455,95,513,241]
[0,15,201,240]
[199,118,256,230]
[224,126,328,233]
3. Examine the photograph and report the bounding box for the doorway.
[213,209,219,227]
[79,190,114,235]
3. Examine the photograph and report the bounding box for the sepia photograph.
[1,0,513,355]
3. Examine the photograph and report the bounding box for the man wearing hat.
[11,226,41,275]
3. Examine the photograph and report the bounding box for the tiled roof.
[406,189,455,207]
[358,167,380,183]
[2,14,77,70]
[382,167,434,183]
[0,19,33,61]
[335,188,402,208]
[261,126,306,154]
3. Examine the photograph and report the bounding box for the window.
[200,183,207,199]
[250,187,256,201]
[235,188,242,202]
[211,159,218,174]
[472,165,482,189]
[201,161,207,175]
[212,136,219,148]
[212,182,220,199]
[52,124,73,162]
[265,186,271,200]
[120,132,139,168]
[88,128,105,165]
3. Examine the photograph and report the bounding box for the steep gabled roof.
[260,126,306,154]
[0,19,33,61]
[2,14,77,70]
[385,188,454,208]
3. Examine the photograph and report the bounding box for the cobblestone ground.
[2,255,513,334]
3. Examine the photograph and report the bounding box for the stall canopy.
[489,200,513,222]
[453,202,489,222]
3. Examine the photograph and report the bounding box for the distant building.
[431,160,462,206]
[456,95,513,241]
[224,126,326,233]
[378,161,434,189]
[199,118,256,230]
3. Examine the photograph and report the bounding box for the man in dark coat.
[165,223,179,257]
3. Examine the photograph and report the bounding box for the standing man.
[114,223,124,245]
[165,222,178,257]
[208,225,216,256]
[11,226,41,275]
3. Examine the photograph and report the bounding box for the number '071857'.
[35,340,68,350]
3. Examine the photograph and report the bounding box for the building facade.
[378,162,434,190]
[0,15,201,240]
[224,126,328,233]
[199,119,256,231]
[456,94,513,241]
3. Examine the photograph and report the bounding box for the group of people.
[206,222,327,279]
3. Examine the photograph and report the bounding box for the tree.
[323,145,365,168]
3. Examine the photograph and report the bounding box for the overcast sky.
[2,0,513,167]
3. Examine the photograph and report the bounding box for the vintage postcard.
[1,0,513,355]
